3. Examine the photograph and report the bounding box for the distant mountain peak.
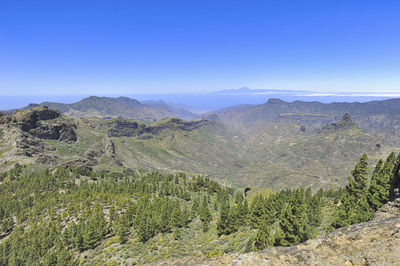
[25,103,40,108]
[115,96,141,106]
[266,98,287,104]
[39,95,198,121]
[86,95,102,100]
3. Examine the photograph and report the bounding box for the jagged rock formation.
[83,136,122,166]
[0,106,77,142]
[0,106,60,129]
[152,200,400,265]
[322,113,355,132]
[0,106,77,167]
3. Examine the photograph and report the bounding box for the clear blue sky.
[1,0,399,95]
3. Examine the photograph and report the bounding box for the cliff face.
[0,106,78,167]
[102,118,214,138]
[321,113,355,132]
[153,200,400,265]
[0,106,76,142]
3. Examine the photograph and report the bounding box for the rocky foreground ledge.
[152,200,400,265]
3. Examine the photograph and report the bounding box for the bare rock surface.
[0,106,78,168]
[151,200,400,265]
[102,118,214,138]
[0,106,77,142]
[322,113,355,132]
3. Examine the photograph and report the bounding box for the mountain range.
[2,96,400,190]
[1,94,400,264]
[40,96,199,121]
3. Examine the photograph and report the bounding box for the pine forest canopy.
[0,151,397,264]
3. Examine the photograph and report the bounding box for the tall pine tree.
[332,154,373,228]
[368,152,396,211]
[254,222,274,251]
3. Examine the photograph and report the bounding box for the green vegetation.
[0,150,396,264]
[331,152,397,229]
[0,145,11,158]
[3,101,398,192]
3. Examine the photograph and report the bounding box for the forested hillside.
[0,152,396,264]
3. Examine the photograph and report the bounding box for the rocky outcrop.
[322,113,355,132]
[83,137,122,166]
[153,200,400,265]
[0,107,78,167]
[0,106,60,130]
[103,118,214,138]
[13,132,48,157]
[28,123,77,142]
[35,154,58,165]
[0,106,76,143]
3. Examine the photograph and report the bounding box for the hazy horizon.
[2,87,400,111]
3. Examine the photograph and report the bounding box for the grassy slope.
[40,116,399,190]
[233,122,396,190]
[112,123,244,180]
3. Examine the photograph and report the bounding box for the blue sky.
[1,0,399,96]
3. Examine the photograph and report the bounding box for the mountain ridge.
[41,96,199,121]
[1,104,397,190]
[213,97,400,140]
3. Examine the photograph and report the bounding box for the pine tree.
[134,197,155,242]
[109,205,117,231]
[199,196,212,232]
[244,237,255,252]
[275,190,310,246]
[348,196,372,224]
[170,203,183,228]
[190,196,200,219]
[250,194,266,229]
[82,220,98,250]
[331,192,351,229]
[156,198,172,233]
[273,226,286,247]
[254,222,274,251]
[181,207,191,227]
[116,215,129,244]
[125,202,136,225]
[347,154,369,197]
[237,200,249,226]
[332,154,373,228]
[368,152,396,211]
[275,203,296,246]
[307,189,323,237]
[216,200,233,236]
[72,223,83,251]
